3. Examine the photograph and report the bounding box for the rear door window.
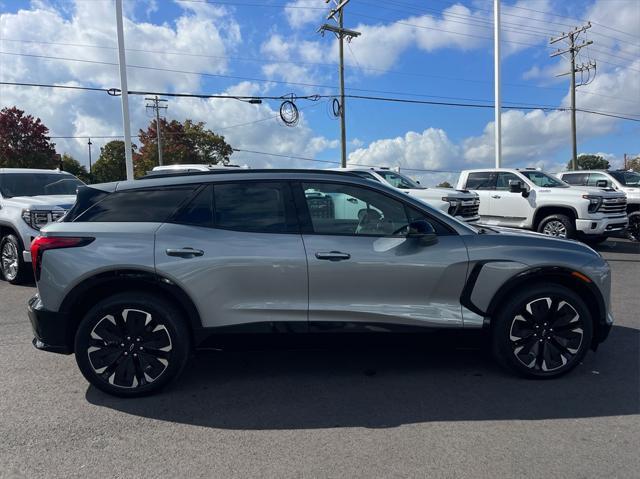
[562,173,588,185]
[75,186,197,222]
[465,172,496,190]
[213,182,298,233]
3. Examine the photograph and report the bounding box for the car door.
[463,171,495,219]
[154,181,308,329]
[489,172,534,227]
[295,181,469,330]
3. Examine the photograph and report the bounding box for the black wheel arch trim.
[461,262,609,347]
[59,269,203,349]
[533,205,579,227]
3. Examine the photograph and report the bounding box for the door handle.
[166,247,204,258]
[315,251,351,261]
[491,195,502,199]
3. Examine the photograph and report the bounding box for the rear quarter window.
[74,186,197,222]
[465,172,496,190]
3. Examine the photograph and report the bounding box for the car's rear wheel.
[74,292,190,397]
[492,284,593,378]
[0,234,30,284]
[537,214,576,239]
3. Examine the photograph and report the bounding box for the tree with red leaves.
[0,107,58,169]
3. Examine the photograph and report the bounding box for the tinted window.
[172,185,213,227]
[586,173,610,187]
[214,182,296,233]
[0,173,83,198]
[376,171,422,189]
[465,172,495,190]
[610,171,640,186]
[496,172,522,190]
[562,173,588,185]
[75,186,196,222]
[520,171,567,187]
[302,182,410,236]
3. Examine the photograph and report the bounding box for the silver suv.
[28,170,614,397]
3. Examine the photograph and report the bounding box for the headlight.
[582,195,602,213]
[21,209,53,230]
[442,197,462,215]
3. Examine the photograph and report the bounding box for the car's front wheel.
[627,211,640,242]
[0,234,30,284]
[74,292,191,397]
[537,214,576,239]
[492,284,593,378]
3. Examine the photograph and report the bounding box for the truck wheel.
[537,214,576,239]
[492,284,593,378]
[627,212,640,242]
[0,234,30,284]
[74,292,191,397]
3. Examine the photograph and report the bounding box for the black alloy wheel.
[492,284,593,378]
[75,293,190,397]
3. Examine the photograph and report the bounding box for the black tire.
[627,211,640,242]
[536,214,576,239]
[492,284,593,378]
[0,234,31,284]
[74,292,191,397]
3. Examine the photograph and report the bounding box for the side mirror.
[596,179,608,188]
[407,220,438,246]
[509,179,524,193]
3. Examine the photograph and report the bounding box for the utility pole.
[550,23,596,171]
[87,138,93,177]
[145,96,168,166]
[494,0,502,168]
[319,0,360,168]
[115,0,134,180]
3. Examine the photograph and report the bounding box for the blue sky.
[0,0,638,184]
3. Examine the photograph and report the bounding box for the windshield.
[376,171,424,189]
[0,173,83,198]
[520,171,568,188]
[610,171,640,186]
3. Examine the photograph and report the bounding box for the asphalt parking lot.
[1,239,638,478]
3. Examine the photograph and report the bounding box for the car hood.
[405,188,478,200]
[543,186,625,198]
[2,195,76,210]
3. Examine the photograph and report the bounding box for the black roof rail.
[138,168,361,181]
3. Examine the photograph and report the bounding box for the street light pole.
[494,0,502,168]
[115,0,134,180]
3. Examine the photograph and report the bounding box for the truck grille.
[455,199,480,221]
[599,197,627,216]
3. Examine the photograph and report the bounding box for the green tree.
[436,181,453,188]
[92,140,136,183]
[626,157,640,173]
[135,118,233,177]
[567,154,610,171]
[60,153,90,183]
[0,106,58,168]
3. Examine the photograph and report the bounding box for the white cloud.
[284,0,324,30]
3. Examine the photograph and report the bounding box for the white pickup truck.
[558,169,640,241]
[337,167,481,223]
[457,168,628,243]
[0,168,82,283]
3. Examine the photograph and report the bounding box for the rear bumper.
[27,295,73,354]
[575,216,628,236]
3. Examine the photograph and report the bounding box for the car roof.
[119,169,364,190]
[0,168,74,174]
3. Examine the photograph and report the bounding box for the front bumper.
[27,295,73,354]
[575,216,628,236]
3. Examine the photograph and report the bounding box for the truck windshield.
[610,171,640,186]
[0,174,83,198]
[376,171,424,189]
[520,171,568,188]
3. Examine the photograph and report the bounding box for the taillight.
[30,236,94,281]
